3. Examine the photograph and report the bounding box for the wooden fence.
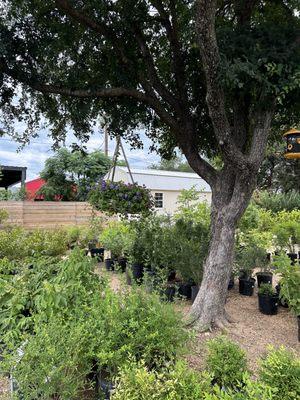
[0,201,104,229]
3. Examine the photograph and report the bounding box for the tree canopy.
[38,148,111,200]
[1,1,299,173]
[150,155,193,172]
[1,0,300,328]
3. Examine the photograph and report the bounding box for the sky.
[0,122,161,182]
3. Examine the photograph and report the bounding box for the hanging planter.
[89,180,154,216]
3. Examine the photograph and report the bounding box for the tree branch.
[149,0,189,106]
[195,0,247,170]
[54,0,129,64]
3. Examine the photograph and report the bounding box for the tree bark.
[189,169,257,330]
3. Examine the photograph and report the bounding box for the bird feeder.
[283,128,300,159]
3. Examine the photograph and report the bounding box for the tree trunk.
[189,170,256,331]
[189,210,237,330]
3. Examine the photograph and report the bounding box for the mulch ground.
[183,285,300,373]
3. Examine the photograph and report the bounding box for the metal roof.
[107,167,211,191]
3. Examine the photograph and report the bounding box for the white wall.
[151,190,211,215]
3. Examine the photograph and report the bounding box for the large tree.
[0,1,299,329]
[38,148,111,201]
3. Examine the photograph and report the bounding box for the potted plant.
[88,180,154,216]
[172,218,209,302]
[235,245,256,296]
[258,283,279,315]
[274,253,300,341]
[273,219,300,265]
[99,222,132,272]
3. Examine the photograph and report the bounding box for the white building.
[106,166,211,214]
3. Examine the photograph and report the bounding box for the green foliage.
[257,141,300,194]
[0,208,9,223]
[150,155,193,172]
[258,283,277,297]
[0,188,26,201]
[175,187,211,225]
[173,217,209,284]
[259,346,300,400]
[205,336,248,389]
[254,190,300,212]
[89,180,154,216]
[235,243,270,277]
[99,221,132,258]
[38,148,111,201]
[0,227,68,260]
[1,251,188,398]
[272,219,300,253]
[204,377,275,400]
[273,253,300,316]
[3,316,93,400]
[112,361,212,400]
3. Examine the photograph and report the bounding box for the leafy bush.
[99,221,133,258]
[112,362,275,400]
[112,361,212,400]
[1,251,188,398]
[205,336,248,388]
[234,243,269,278]
[259,346,300,400]
[272,219,300,253]
[0,208,9,224]
[89,180,154,215]
[273,253,300,316]
[0,227,68,260]
[204,377,275,400]
[173,217,209,284]
[254,190,300,212]
[258,283,277,297]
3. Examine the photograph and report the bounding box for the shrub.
[0,208,9,224]
[273,253,300,316]
[258,283,277,297]
[254,190,300,212]
[4,317,93,400]
[1,251,188,398]
[99,221,133,258]
[204,377,275,399]
[112,361,212,400]
[173,217,209,284]
[205,336,248,388]
[259,346,300,400]
[0,228,68,260]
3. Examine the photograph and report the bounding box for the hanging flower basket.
[88,180,154,215]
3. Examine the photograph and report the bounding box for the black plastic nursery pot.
[167,270,176,282]
[104,258,114,271]
[191,285,199,303]
[161,285,176,302]
[228,277,235,290]
[131,263,144,284]
[287,253,298,265]
[91,247,105,262]
[239,277,255,296]
[256,272,273,288]
[258,294,279,315]
[117,257,127,273]
[178,282,193,300]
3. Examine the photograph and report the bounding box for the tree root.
[185,310,234,333]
